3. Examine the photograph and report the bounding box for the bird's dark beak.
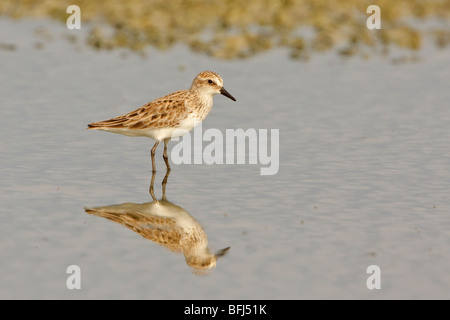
[220,87,236,101]
[215,247,231,258]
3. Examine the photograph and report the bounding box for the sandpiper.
[87,71,236,172]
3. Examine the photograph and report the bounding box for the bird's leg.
[151,140,160,173]
[163,138,171,171]
[149,169,157,201]
[161,167,170,201]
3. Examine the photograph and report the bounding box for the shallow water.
[1,18,450,299]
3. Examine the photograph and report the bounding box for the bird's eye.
[208,79,214,84]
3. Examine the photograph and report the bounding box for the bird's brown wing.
[85,206,183,252]
[87,90,191,130]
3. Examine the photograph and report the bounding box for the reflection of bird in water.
[85,170,230,275]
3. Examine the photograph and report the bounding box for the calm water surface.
[1,19,449,299]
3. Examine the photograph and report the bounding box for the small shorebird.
[87,71,236,172]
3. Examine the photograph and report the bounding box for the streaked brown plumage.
[87,71,236,172]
